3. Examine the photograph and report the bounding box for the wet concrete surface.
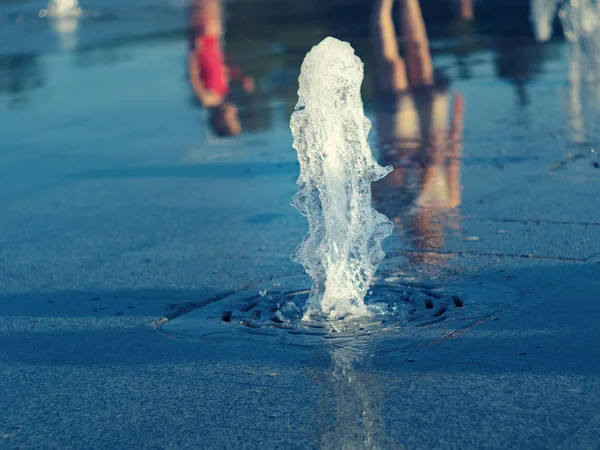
[1,0,600,448]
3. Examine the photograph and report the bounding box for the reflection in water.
[459,0,474,22]
[530,0,560,42]
[188,0,254,137]
[446,1,480,81]
[494,39,547,107]
[566,47,587,144]
[560,1,600,146]
[491,2,557,107]
[0,54,44,106]
[45,0,81,52]
[371,0,464,267]
[48,15,80,52]
[312,339,400,450]
[47,0,81,18]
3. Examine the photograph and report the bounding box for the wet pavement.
[1,0,600,448]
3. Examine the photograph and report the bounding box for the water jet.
[160,38,517,341]
[290,37,393,320]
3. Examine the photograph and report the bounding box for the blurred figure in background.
[371,0,465,265]
[529,0,560,42]
[188,0,254,137]
[459,0,474,21]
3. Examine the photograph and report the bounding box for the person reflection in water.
[371,0,465,265]
[459,0,474,21]
[188,0,254,137]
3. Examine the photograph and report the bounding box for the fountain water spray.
[290,37,393,320]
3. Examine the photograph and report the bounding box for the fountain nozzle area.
[290,37,393,320]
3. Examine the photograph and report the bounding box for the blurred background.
[3,0,600,292]
[0,0,572,129]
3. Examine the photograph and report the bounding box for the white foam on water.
[290,37,393,320]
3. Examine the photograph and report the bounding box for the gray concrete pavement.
[1,2,600,448]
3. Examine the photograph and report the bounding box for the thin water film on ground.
[2,0,600,449]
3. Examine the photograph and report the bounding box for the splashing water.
[290,37,393,321]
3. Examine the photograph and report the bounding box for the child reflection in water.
[188,0,254,137]
[371,0,465,265]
